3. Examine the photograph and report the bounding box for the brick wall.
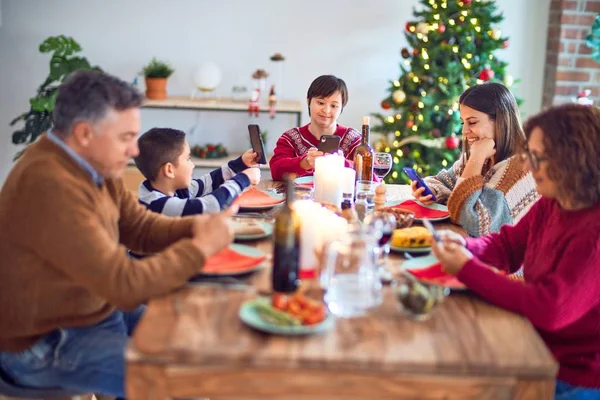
[543,0,600,107]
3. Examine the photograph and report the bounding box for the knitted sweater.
[0,135,205,352]
[459,198,600,388]
[138,156,250,216]
[269,124,361,180]
[424,155,539,237]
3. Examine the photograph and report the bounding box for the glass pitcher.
[320,229,383,317]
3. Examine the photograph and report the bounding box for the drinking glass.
[355,180,376,209]
[374,152,393,181]
[364,212,397,279]
[320,230,383,317]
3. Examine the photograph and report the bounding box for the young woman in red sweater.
[269,75,361,180]
[432,104,600,399]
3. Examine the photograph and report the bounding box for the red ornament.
[463,0,472,5]
[438,24,446,33]
[381,100,391,110]
[445,135,460,150]
[413,48,420,56]
[479,68,495,82]
[405,22,414,33]
[501,40,509,49]
[406,120,415,129]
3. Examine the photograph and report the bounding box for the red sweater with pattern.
[269,124,361,180]
[458,197,600,388]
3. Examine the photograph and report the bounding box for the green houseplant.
[10,35,101,159]
[586,13,600,62]
[141,58,174,100]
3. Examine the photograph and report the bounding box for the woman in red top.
[432,104,600,399]
[269,75,361,180]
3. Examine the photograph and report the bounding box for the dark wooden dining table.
[125,180,557,400]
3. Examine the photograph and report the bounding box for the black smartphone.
[402,167,437,201]
[248,124,267,164]
[317,135,341,154]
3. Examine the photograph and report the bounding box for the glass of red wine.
[364,211,396,281]
[374,152,393,181]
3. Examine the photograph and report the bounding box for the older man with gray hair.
[0,70,235,398]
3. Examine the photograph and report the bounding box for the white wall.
[0,0,549,185]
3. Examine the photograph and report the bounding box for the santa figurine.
[576,89,594,106]
[268,85,277,119]
[248,87,260,117]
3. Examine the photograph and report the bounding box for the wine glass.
[363,212,397,281]
[374,152,393,181]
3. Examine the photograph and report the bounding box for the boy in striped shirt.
[134,128,260,216]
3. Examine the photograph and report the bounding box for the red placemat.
[390,200,449,219]
[406,263,465,289]
[235,188,285,207]
[202,247,266,274]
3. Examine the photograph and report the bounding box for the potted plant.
[10,35,101,159]
[141,58,174,100]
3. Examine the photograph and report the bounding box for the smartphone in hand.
[402,167,437,201]
[248,124,267,164]
[422,218,441,243]
[317,135,341,154]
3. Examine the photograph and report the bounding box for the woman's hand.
[301,147,324,170]
[436,229,467,246]
[431,239,473,276]
[469,138,496,162]
[411,181,436,205]
[242,149,260,167]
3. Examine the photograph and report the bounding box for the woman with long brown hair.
[432,104,600,399]
[412,82,539,236]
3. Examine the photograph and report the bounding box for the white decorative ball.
[393,89,407,104]
[416,22,429,35]
[491,28,502,40]
[194,62,222,92]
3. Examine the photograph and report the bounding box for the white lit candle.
[340,167,356,198]
[313,154,344,206]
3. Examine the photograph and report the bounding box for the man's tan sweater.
[0,136,206,351]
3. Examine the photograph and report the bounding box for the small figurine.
[576,90,594,106]
[248,87,260,117]
[268,85,277,119]
[374,184,387,211]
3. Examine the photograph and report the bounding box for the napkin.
[235,188,285,207]
[202,247,266,274]
[407,263,465,289]
[389,200,449,219]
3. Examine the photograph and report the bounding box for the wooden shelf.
[142,96,303,114]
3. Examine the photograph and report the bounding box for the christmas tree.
[586,13,600,62]
[372,0,517,183]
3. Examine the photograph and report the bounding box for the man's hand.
[191,205,238,259]
[242,149,260,167]
[242,167,261,185]
[431,239,473,276]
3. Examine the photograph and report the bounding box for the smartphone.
[422,218,441,242]
[402,167,437,201]
[317,135,341,154]
[248,124,267,164]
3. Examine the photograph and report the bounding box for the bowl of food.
[379,207,415,229]
[392,273,449,321]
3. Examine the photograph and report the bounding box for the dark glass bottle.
[353,116,374,181]
[272,175,301,293]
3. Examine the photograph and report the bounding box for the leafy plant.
[10,35,101,159]
[141,58,174,78]
[586,13,600,62]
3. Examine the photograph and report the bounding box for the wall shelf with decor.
[142,96,303,127]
